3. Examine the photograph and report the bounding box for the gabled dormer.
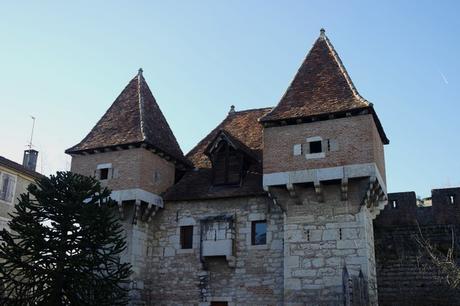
[205,130,258,186]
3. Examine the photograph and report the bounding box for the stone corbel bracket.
[263,163,388,209]
[110,188,163,224]
[362,175,387,219]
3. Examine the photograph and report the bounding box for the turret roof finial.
[229,105,235,114]
[138,68,143,76]
[320,28,326,37]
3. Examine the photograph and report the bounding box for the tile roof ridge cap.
[322,33,369,106]
[230,106,273,115]
[137,68,147,141]
[260,36,322,121]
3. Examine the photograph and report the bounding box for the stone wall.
[374,188,460,306]
[263,114,385,179]
[271,179,378,305]
[143,196,284,305]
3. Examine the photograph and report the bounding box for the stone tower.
[65,69,190,304]
[260,29,389,305]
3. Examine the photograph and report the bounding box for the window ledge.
[177,249,195,254]
[305,152,326,160]
[248,244,269,250]
[0,199,13,206]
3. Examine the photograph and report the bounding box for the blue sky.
[0,1,459,197]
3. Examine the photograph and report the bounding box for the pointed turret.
[261,30,389,304]
[261,29,388,144]
[66,69,190,168]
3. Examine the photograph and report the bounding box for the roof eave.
[65,140,193,169]
[260,106,389,145]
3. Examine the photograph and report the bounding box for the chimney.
[23,149,38,171]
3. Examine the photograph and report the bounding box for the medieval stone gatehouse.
[65,29,458,305]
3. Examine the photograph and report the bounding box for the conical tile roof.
[261,29,388,144]
[66,70,190,166]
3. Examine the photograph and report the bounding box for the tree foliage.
[0,171,132,305]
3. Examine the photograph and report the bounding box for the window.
[154,170,161,183]
[309,141,322,154]
[96,163,112,181]
[391,200,398,209]
[0,172,16,204]
[251,220,267,245]
[99,168,109,180]
[212,141,243,186]
[180,225,193,249]
[210,302,228,306]
[449,195,456,205]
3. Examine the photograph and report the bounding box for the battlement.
[375,187,460,226]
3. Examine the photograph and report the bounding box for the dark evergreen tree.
[0,171,132,305]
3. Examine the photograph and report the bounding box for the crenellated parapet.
[374,187,460,227]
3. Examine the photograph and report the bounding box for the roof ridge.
[187,107,272,158]
[321,34,369,106]
[230,106,273,114]
[137,68,147,141]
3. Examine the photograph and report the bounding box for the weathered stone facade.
[270,180,378,305]
[144,196,284,305]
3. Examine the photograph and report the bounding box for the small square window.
[99,168,109,180]
[251,220,267,245]
[180,226,193,249]
[309,141,322,154]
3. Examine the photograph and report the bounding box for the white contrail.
[440,71,449,85]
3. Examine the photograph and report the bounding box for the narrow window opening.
[449,195,456,205]
[307,230,310,241]
[99,168,109,180]
[210,302,228,306]
[391,200,398,209]
[309,141,322,154]
[251,220,267,245]
[327,139,331,151]
[180,225,193,249]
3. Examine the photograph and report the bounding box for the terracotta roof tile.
[187,107,272,169]
[165,107,271,201]
[65,70,190,166]
[164,169,265,201]
[261,31,369,122]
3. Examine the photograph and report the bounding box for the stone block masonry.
[273,179,379,305]
[143,196,285,305]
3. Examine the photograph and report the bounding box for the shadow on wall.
[374,187,460,306]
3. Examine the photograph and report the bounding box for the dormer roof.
[204,129,259,163]
[164,107,272,201]
[65,70,191,168]
[261,29,388,144]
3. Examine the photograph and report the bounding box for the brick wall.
[263,114,385,177]
[70,147,175,195]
